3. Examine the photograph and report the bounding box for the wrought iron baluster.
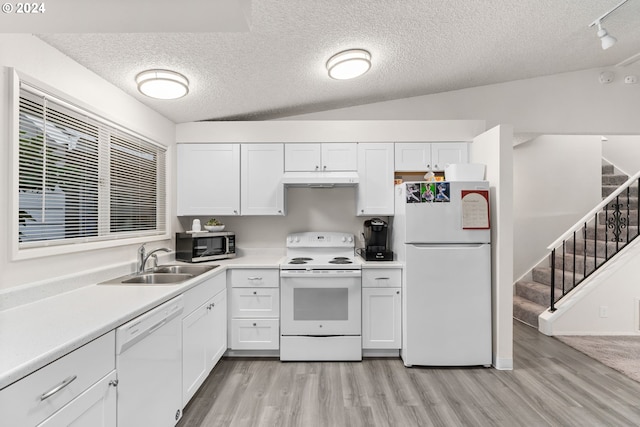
[562,240,566,296]
[572,231,576,289]
[550,248,556,312]
[583,223,587,280]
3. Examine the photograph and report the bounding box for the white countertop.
[0,253,284,390]
[0,251,401,390]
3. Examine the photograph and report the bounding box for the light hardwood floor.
[178,322,640,426]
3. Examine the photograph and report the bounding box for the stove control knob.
[341,236,346,242]
[347,236,353,243]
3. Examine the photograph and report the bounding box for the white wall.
[539,238,640,335]
[285,66,640,136]
[513,135,602,280]
[603,136,640,176]
[471,125,514,370]
[0,34,176,292]
[180,187,376,251]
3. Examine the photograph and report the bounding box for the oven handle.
[280,270,362,278]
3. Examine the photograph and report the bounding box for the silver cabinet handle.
[41,375,77,401]
[375,277,391,280]
[253,291,257,295]
[248,277,262,281]
[252,323,257,327]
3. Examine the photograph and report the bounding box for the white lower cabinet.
[362,268,402,350]
[230,318,280,349]
[0,332,116,427]
[182,274,227,407]
[37,370,117,427]
[228,268,280,350]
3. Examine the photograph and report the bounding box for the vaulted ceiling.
[37,0,640,124]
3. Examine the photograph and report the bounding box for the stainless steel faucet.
[138,243,171,273]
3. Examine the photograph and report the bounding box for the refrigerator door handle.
[410,243,489,249]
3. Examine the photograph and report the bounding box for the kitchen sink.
[99,264,219,286]
[121,273,194,284]
[150,264,218,275]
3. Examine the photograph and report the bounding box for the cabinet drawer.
[362,268,402,288]
[231,288,279,318]
[230,319,279,350]
[0,331,115,427]
[228,268,279,288]
[183,272,226,317]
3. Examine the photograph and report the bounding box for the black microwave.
[175,231,236,263]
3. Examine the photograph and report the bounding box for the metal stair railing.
[547,171,640,312]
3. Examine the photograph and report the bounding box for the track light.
[596,21,617,50]
[589,0,628,50]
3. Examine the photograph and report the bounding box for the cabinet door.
[182,299,211,406]
[357,143,394,216]
[209,289,227,369]
[241,144,284,215]
[177,144,240,216]
[37,371,116,427]
[431,142,468,171]
[322,143,357,171]
[284,144,321,171]
[230,319,280,350]
[362,288,401,349]
[231,288,279,318]
[394,143,431,171]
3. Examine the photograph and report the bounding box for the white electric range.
[279,232,362,361]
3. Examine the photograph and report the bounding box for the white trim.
[493,357,513,370]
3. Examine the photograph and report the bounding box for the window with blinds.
[17,83,167,249]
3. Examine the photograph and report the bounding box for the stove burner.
[329,257,353,264]
[288,257,313,265]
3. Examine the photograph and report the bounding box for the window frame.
[10,69,170,261]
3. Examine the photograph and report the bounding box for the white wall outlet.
[599,71,614,84]
[599,306,609,318]
[624,75,638,84]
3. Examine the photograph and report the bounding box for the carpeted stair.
[514,163,639,328]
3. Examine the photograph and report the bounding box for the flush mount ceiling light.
[589,0,628,50]
[136,69,189,99]
[326,49,371,80]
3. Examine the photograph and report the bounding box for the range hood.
[281,171,359,187]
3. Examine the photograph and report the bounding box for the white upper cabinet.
[357,143,394,216]
[177,144,240,216]
[241,144,284,215]
[395,142,468,171]
[285,143,357,172]
[321,143,358,171]
[431,142,469,170]
[394,143,431,171]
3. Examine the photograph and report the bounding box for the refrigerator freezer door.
[398,181,490,244]
[402,243,491,366]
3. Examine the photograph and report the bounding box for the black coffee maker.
[363,218,393,261]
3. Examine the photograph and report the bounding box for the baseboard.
[363,349,400,358]
[493,357,513,370]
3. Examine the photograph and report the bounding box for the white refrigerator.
[391,181,492,367]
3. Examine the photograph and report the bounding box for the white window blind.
[18,83,167,249]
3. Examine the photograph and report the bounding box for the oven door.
[280,270,361,336]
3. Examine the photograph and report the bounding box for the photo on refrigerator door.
[421,183,435,202]
[434,182,450,202]
[406,183,421,203]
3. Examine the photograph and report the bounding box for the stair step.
[603,184,639,197]
[513,295,547,328]
[515,280,553,306]
[566,239,631,257]
[532,267,584,290]
[602,164,614,175]
[553,252,605,274]
[602,174,628,185]
[585,224,640,240]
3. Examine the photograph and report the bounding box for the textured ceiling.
[37,0,640,124]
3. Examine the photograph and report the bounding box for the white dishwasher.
[116,295,184,427]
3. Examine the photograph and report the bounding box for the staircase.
[514,164,639,328]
